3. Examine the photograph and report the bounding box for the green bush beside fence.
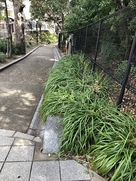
[40,54,136,181]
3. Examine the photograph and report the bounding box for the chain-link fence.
[58,6,136,115]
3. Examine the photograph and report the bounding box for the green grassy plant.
[40,53,136,181]
[40,54,110,154]
[91,111,136,181]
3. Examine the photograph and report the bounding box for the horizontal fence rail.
[58,6,136,116]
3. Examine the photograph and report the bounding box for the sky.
[6,0,31,20]
[23,0,31,19]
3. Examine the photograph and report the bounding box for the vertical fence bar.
[117,35,136,108]
[93,19,102,70]
[71,34,74,54]
[72,31,75,53]
[58,33,61,49]
[78,29,82,51]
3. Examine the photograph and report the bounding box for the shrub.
[40,32,58,43]
[0,38,20,55]
[12,43,20,55]
[0,52,6,63]
[100,40,119,62]
[91,111,136,181]
[0,39,7,53]
[115,60,136,79]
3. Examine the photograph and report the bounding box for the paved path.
[0,45,54,133]
[0,129,106,181]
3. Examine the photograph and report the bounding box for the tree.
[63,0,136,31]
[0,0,12,57]
[12,0,26,54]
[30,0,69,31]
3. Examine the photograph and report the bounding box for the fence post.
[58,33,61,49]
[71,34,74,54]
[93,19,102,70]
[117,35,136,108]
[66,34,74,55]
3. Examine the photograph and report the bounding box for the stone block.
[30,161,60,181]
[7,145,34,161]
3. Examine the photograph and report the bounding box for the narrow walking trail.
[0,45,55,133]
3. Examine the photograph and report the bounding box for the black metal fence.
[58,6,136,115]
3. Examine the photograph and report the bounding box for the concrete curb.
[0,45,40,71]
[53,47,61,68]
[27,94,44,136]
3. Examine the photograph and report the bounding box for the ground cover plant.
[40,54,136,181]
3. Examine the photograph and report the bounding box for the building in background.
[0,0,56,38]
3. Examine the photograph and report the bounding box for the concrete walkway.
[0,45,106,181]
[0,129,106,181]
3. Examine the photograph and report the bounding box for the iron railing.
[58,6,136,115]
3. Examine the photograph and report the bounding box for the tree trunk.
[12,0,26,55]
[4,0,12,57]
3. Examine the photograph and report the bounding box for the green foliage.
[64,0,122,31]
[91,112,136,181]
[0,39,7,53]
[100,40,119,62]
[0,52,6,63]
[40,54,110,155]
[0,13,4,21]
[40,53,136,180]
[129,16,136,32]
[30,0,68,30]
[40,32,58,43]
[30,0,47,20]
[40,54,109,123]
[0,38,20,55]
[12,42,20,55]
[115,60,136,79]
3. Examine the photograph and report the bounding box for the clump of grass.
[40,53,136,181]
[91,111,136,181]
[40,54,110,154]
[40,54,109,122]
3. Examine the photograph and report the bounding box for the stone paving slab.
[0,135,14,145]
[0,146,11,161]
[13,138,35,146]
[60,160,91,181]
[43,115,63,154]
[7,145,34,162]
[0,162,3,170]
[0,129,15,137]
[89,170,107,181]
[30,161,60,181]
[13,132,34,140]
[0,162,31,181]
